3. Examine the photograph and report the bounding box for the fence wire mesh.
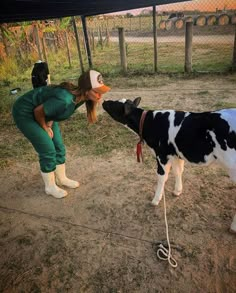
[81,3,236,74]
[0,0,236,78]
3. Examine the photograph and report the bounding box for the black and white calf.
[102,97,236,233]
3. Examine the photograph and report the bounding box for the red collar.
[136,111,147,162]
[139,110,147,141]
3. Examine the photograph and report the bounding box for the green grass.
[213,101,236,109]
[0,110,137,169]
[61,112,136,156]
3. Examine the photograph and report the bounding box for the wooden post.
[118,27,127,73]
[72,16,84,73]
[232,25,236,71]
[105,25,110,46]
[91,29,95,52]
[33,23,43,60]
[64,31,72,68]
[0,24,10,56]
[185,21,193,73]
[41,34,48,64]
[99,26,103,49]
[153,5,158,72]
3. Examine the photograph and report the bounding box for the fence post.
[118,27,127,73]
[185,21,193,73]
[41,34,48,64]
[99,26,103,48]
[232,25,236,71]
[64,31,72,68]
[33,23,43,60]
[72,16,84,73]
[153,5,158,72]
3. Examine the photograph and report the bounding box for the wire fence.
[0,0,236,78]
[81,9,236,74]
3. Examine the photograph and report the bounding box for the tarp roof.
[1,0,188,23]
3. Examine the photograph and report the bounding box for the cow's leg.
[151,159,171,206]
[228,168,236,183]
[171,158,184,196]
[230,214,236,233]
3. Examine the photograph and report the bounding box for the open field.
[0,74,236,292]
[108,34,234,44]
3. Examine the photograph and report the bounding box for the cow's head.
[102,97,141,125]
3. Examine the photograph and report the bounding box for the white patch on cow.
[208,130,236,169]
[167,111,181,143]
[167,111,191,160]
[153,110,171,117]
[119,99,127,103]
[216,109,236,133]
[203,152,216,166]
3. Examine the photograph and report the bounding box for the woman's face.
[86,89,102,102]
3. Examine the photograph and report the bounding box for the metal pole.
[72,16,84,73]
[153,5,158,72]
[81,15,93,68]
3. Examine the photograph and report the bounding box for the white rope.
[156,191,178,268]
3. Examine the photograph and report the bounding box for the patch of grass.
[17,236,33,246]
[197,91,209,95]
[61,112,136,157]
[0,110,137,170]
[213,101,236,109]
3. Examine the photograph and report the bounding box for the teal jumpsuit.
[12,86,83,173]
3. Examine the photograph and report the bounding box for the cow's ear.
[133,97,141,107]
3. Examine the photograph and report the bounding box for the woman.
[12,69,110,199]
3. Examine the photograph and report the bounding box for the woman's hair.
[55,70,98,123]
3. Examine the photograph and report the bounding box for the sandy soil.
[0,75,236,292]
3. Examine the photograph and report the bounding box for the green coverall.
[12,86,83,173]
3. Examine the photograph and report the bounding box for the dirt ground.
[0,75,236,292]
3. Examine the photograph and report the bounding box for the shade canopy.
[1,0,188,23]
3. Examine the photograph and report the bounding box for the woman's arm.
[34,104,53,138]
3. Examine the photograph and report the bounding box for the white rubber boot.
[41,171,68,198]
[230,214,236,233]
[55,163,79,188]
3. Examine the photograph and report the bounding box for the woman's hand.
[34,105,53,138]
[46,127,54,138]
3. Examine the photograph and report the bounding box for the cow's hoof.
[173,190,182,196]
[151,200,160,206]
[230,215,236,233]
[229,228,236,234]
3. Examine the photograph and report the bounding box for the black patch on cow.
[175,113,216,163]
[174,112,186,127]
[174,112,236,163]
[156,158,164,175]
[207,113,236,151]
[142,111,177,173]
[228,131,236,149]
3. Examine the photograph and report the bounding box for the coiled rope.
[156,191,178,268]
